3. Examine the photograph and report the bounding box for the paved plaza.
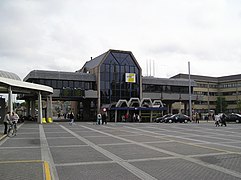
[1,121,241,180]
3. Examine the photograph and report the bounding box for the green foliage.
[215,96,228,113]
[237,100,241,113]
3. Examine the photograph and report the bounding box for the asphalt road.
[1,121,241,180]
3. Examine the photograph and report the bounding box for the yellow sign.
[125,73,136,83]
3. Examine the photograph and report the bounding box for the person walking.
[3,112,10,134]
[102,113,107,125]
[215,115,220,127]
[69,112,75,125]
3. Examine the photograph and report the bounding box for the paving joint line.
[60,125,158,180]
[40,124,59,180]
[123,126,241,179]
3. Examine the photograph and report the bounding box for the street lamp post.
[188,62,192,119]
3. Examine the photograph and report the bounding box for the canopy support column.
[38,91,43,124]
[47,95,53,120]
[30,100,35,117]
[150,111,153,122]
[8,86,13,114]
[115,110,117,123]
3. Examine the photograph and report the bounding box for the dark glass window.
[57,80,62,89]
[52,80,57,89]
[63,80,68,87]
[100,52,140,104]
[69,81,73,88]
[45,80,51,86]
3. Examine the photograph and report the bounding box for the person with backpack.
[97,113,102,125]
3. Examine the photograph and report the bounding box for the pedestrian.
[215,115,220,127]
[196,113,199,123]
[3,112,10,134]
[125,113,129,122]
[97,113,102,125]
[220,113,227,127]
[11,112,19,130]
[137,114,141,123]
[69,112,75,125]
[102,113,107,125]
[133,113,136,122]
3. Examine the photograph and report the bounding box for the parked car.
[163,114,191,123]
[155,114,172,123]
[225,113,241,123]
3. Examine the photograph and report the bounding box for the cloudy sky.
[1,0,241,80]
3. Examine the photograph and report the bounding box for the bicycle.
[7,121,17,137]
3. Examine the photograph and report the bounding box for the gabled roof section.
[78,51,108,72]
[78,49,141,72]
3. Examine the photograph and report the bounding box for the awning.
[110,107,167,111]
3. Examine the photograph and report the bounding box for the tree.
[237,100,241,113]
[215,96,228,113]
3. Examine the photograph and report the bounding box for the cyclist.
[11,112,19,131]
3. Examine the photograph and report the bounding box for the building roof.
[0,70,21,81]
[78,49,141,73]
[217,74,241,82]
[24,70,96,82]
[143,76,196,86]
[172,73,241,83]
[171,73,219,83]
[79,52,108,72]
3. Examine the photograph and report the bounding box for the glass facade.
[100,52,140,104]
[30,79,96,90]
[142,84,190,94]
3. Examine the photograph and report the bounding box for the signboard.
[125,73,136,83]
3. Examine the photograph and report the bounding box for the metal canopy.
[0,76,53,94]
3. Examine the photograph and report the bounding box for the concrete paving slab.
[148,141,223,155]
[44,132,74,138]
[0,161,44,180]
[47,137,86,146]
[15,132,40,139]
[1,138,40,147]
[17,127,39,133]
[122,134,168,143]
[131,159,241,180]
[75,131,106,137]
[50,146,112,164]
[84,136,128,145]
[56,163,140,180]
[102,144,171,160]
[0,148,41,161]
[196,153,241,173]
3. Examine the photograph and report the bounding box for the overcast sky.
[1,0,241,80]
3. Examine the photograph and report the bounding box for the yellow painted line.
[44,161,52,180]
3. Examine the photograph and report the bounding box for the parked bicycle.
[7,121,17,137]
